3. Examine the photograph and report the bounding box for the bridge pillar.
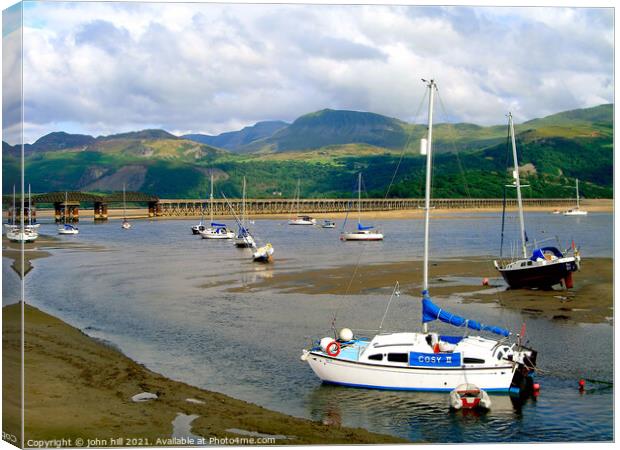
[55,201,79,222]
[94,201,108,221]
[148,201,157,218]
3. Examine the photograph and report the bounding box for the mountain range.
[2,104,613,199]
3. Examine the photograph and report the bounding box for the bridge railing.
[154,198,576,216]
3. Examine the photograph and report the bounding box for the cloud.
[9,3,614,144]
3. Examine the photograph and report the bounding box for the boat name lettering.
[409,351,462,367]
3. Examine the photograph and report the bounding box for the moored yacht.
[288,180,316,225]
[340,173,383,241]
[562,179,588,216]
[302,80,537,393]
[200,172,235,239]
[493,113,580,289]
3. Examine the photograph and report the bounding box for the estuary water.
[7,212,614,443]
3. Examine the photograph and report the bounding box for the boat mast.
[12,185,15,225]
[210,171,214,224]
[421,80,436,332]
[508,113,527,258]
[28,184,31,225]
[64,191,68,224]
[576,178,580,209]
[242,176,246,228]
[123,184,127,221]
[296,178,301,216]
[357,172,362,226]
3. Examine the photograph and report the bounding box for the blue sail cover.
[211,222,226,227]
[422,297,510,337]
[530,246,563,261]
[357,223,374,230]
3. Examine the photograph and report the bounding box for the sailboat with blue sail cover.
[301,80,538,392]
[199,172,235,239]
[493,114,581,289]
[340,173,384,241]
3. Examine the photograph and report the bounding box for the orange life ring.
[326,341,341,357]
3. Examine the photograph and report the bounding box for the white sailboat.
[252,243,274,263]
[234,177,256,248]
[562,179,588,216]
[199,172,235,239]
[5,185,38,243]
[302,80,537,393]
[58,192,79,235]
[288,179,316,225]
[340,173,383,241]
[121,184,132,229]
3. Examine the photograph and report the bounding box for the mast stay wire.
[330,85,431,333]
[433,88,518,335]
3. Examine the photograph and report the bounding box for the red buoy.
[579,379,586,390]
[533,383,540,391]
[482,278,489,286]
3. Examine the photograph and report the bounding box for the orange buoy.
[482,278,489,286]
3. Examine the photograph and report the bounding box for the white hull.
[305,352,516,392]
[252,244,274,262]
[235,235,256,248]
[58,228,79,235]
[121,221,132,229]
[563,209,588,216]
[6,229,38,243]
[288,219,316,226]
[200,228,235,239]
[340,231,384,241]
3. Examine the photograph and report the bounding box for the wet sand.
[2,234,106,277]
[2,303,404,445]
[231,257,613,325]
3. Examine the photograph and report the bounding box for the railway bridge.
[155,197,576,217]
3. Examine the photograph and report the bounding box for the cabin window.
[368,354,383,361]
[527,261,533,266]
[463,357,485,364]
[387,353,408,363]
[521,262,527,267]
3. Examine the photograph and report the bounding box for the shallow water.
[10,212,614,442]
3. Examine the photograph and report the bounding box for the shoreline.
[230,257,613,325]
[15,198,614,222]
[2,302,404,445]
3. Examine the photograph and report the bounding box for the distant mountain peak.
[100,129,179,141]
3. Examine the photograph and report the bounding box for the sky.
[1,1,615,144]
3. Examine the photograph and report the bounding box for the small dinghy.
[449,384,492,410]
[252,243,274,263]
[58,223,79,235]
[322,220,335,228]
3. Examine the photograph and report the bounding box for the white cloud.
[10,3,614,144]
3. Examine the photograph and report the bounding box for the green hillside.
[2,104,613,199]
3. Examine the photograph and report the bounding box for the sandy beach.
[2,303,404,446]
